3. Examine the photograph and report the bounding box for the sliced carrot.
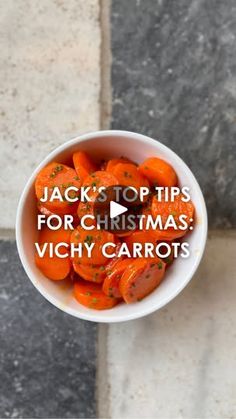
[35,162,81,215]
[72,151,97,183]
[150,228,186,241]
[125,230,157,252]
[115,230,134,238]
[38,226,72,245]
[74,281,119,310]
[37,202,57,217]
[151,192,194,239]
[35,245,71,281]
[119,258,166,303]
[103,258,133,298]
[139,157,178,187]
[113,163,149,190]
[104,242,124,273]
[77,171,118,224]
[72,262,107,283]
[141,201,185,240]
[83,170,119,189]
[77,188,97,226]
[70,226,115,265]
[106,157,132,172]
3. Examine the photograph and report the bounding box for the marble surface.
[105,232,236,418]
[0,0,101,229]
[0,241,97,418]
[111,0,236,228]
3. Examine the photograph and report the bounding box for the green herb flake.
[85,291,91,296]
[84,235,93,246]
[158,262,163,270]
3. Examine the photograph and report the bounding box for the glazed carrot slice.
[139,157,178,187]
[73,151,97,183]
[141,201,185,240]
[72,262,107,283]
[151,192,194,239]
[125,230,157,253]
[119,258,166,303]
[103,258,133,298]
[113,163,149,190]
[35,162,81,215]
[77,188,97,226]
[74,281,119,310]
[106,157,133,172]
[70,226,115,265]
[83,170,119,189]
[77,171,118,223]
[37,202,57,217]
[38,226,72,245]
[35,245,71,281]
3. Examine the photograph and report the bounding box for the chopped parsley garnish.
[84,235,93,246]
[50,165,63,178]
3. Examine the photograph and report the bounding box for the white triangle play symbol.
[110,201,128,219]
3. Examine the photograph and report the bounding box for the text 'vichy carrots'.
[34,151,195,310]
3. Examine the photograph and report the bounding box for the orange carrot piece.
[82,170,119,189]
[119,258,166,303]
[72,262,107,283]
[35,245,71,281]
[35,162,81,215]
[70,226,115,265]
[106,157,133,172]
[125,231,157,253]
[151,192,194,239]
[139,157,178,187]
[113,163,149,190]
[39,226,72,245]
[72,151,97,183]
[74,281,119,310]
[103,258,133,298]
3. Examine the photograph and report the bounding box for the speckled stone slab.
[105,232,236,418]
[0,241,97,418]
[111,0,236,228]
[0,0,101,229]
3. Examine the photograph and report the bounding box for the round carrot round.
[35,162,81,215]
[119,258,166,303]
[77,189,97,226]
[106,157,132,172]
[139,157,178,187]
[74,281,119,310]
[113,163,149,190]
[70,226,115,265]
[151,192,194,239]
[125,230,157,252]
[38,226,72,245]
[83,170,119,190]
[72,262,107,283]
[73,151,97,183]
[35,245,71,281]
[103,258,133,298]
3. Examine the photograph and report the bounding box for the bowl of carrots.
[16,130,207,322]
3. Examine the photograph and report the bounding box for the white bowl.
[16,130,207,323]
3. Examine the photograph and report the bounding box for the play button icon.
[93,185,143,233]
[110,201,128,219]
